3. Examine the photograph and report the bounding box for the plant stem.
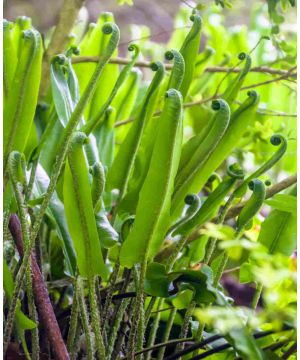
[175,301,196,357]
[145,298,164,360]
[107,298,130,359]
[25,157,39,202]
[192,323,205,357]
[102,262,120,331]
[67,277,80,353]
[144,296,157,327]
[87,275,106,359]
[25,266,40,360]
[111,299,134,359]
[127,260,147,359]
[157,307,177,360]
[78,279,93,360]
[251,283,263,309]
[136,295,146,360]
[213,251,229,287]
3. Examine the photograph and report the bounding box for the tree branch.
[71,56,297,78]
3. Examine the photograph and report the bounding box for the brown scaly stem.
[9,214,69,359]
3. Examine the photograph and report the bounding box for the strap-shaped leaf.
[120,89,183,267]
[106,61,165,196]
[63,132,108,279]
[172,99,230,218]
[258,188,296,256]
[171,91,259,220]
[50,55,77,128]
[32,165,76,275]
[4,28,42,165]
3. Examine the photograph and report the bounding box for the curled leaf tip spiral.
[52,54,68,66]
[270,134,283,146]
[247,90,256,97]
[238,52,247,60]
[248,179,263,191]
[165,50,175,61]
[211,100,221,111]
[227,163,244,179]
[102,23,114,35]
[184,194,197,205]
[150,62,160,71]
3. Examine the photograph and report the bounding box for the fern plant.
[3,1,296,359]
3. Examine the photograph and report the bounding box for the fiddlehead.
[168,194,201,236]
[179,12,202,98]
[165,49,185,90]
[173,99,230,211]
[222,52,252,108]
[82,43,140,134]
[234,134,287,198]
[106,61,165,196]
[174,163,244,237]
[236,179,266,232]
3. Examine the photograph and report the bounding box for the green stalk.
[107,298,130,359]
[87,275,106,359]
[25,156,39,202]
[127,259,147,359]
[4,153,32,353]
[102,262,120,331]
[175,301,195,357]
[145,298,164,360]
[78,279,93,360]
[67,277,80,353]
[25,267,39,360]
[251,283,263,310]
[157,308,177,360]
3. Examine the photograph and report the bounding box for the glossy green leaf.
[144,262,170,297]
[33,164,76,275]
[226,327,265,360]
[172,99,231,219]
[265,194,296,214]
[63,132,108,279]
[106,62,165,196]
[119,89,183,267]
[4,28,43,164]
[258,209,296,256]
